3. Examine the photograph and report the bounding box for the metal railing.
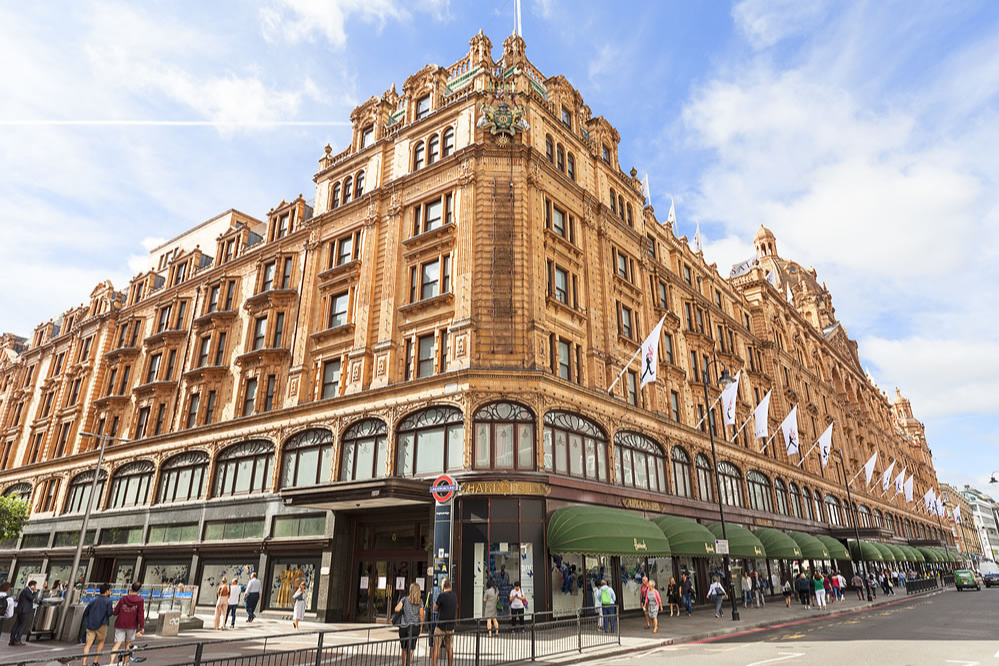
[906,577,939,595]
[942,573,955,585]
[6,606,621,666]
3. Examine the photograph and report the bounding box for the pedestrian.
[867,573,878,599]
[214,576,230,631]
[812,571,826,609]
[432,578,457,666]
[0,583,15,639]
[7,579,37,647]
[394,582,424,666]
[244,572,262,623]
[640,576,650,629]
[680,572,694,616]
[707,577,726,619]
[292,582,307,630]
[836,572,847,600]
[753,571,766,608]
[796,573,811,609]
[822,573,833,604]
[81,583,114,666]
[851,572,864,600]
[741,571,752,607]
[598,579,617,633]
[645,579,662,634]
[482,580,499,636]
[592,581,603,630]
[509,581,527,633]
[782,578,792,608]
[886,572,894,596]
[667,577,680,617]
[227,577,243,628]
[831,570,841,601]
[111,582,145,662]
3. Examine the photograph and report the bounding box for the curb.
[539,587,943,664]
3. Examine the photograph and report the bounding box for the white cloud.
[732,0,832,49]
[587,44,617,87]
[259,0,411,49]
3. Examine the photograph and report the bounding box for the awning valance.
[548,506,671,556]
[813,534,851,560]
[788,531,831,560]
[896,545,925,563]
[871,542,896,562]
[849,539,885,562]
[882,543,907,562]
[707,523,767,558]
[752,528,802,559]
[652,515,717,557]
[916,547,942,563]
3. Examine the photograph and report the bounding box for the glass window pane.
[397,432,413,476]
[205,523,224,540]
[282,454,297,488]
[234,460,252,493]
[274,517,298,538]
[634,451,648,489]
[622,448,633,485]
[298,448,319,486]
[494,423,514,469]
[569,434,583,476]
[543,428,553,470]
[555,431,567,474]
[356,438,375,480]
[597,443,607,481]
[319,445,334,484]
[475,423,490,468]
[584,438,596,478]
[416,427,445,475]
[447,425,464,471]
[341,443,355,480]
[374,438,386,478]
[302,516,325,536]
[244,520,264,539]
[517,423,533,469]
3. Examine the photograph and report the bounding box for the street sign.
[715,539,730,555]
[431,474,459,503]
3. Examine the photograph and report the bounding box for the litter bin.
[158,610,182,637]
[32,598,64,638]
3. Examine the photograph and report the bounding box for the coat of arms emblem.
[477,95,530,145]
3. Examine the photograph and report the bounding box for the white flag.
[780,406,800,456]
[954,506,962,524]
[894,468,906,495]
[692,222,703,253]
[881,460,897,492]
[753,390,772,440]
[903,474,914,502]
[862,451,878,486]
[638,316,667,388]
[817,423,833,469]
[721,371,741,426]
[935,496,945,518]
[786,283,794,304]
[666,198,676,234]
[766,270,778,287]
[923,488,936,511]
[642,173,652,207]
[729,255,758,278]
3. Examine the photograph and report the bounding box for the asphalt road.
[590,587,999,666]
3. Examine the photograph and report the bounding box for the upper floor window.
[340,419,388,481]
[442,128,455,157]
[260,262,276,292]
[413,141,425,170]
[602,145,610,162]
[327,292,349,328]
[671,447,692,498]
[280,428,334,488]
[826,495,845,526]
[213,440,274,497]
[556,145,565,172]
[695,454,713,502]
[412,194,453,236]
[774,478,789,515]
[427,134,440,165]
[618,303,633,339]
[746,470,773,512]
[63,470,105,514]
[396,406,464,477]
[157,451,208,503]
[342,176,353,205]
[542,411,608,482]
[545,198,574,243]
[107,461,154,509]
[320,358,342,399]
[330,183,341,209]
[415,94,431,120]
[3,482,31,503]
[567,154,575,181]
[561,107,572,128]
[473,402,535,471]
[717,461,743,507]
[354,171,365,197]
[614,432,666,493]
[788,481,802,518]
[275,213,290,239]
[360,125,374,149]
[411,255,450,302]
[545,135,554,163]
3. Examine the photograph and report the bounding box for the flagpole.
[758,428,781,454]
[694,393,725,430]
[795,436,822,467]
[731,410,754,442]
[606,344,644,395]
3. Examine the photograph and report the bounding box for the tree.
[0,495,29,541]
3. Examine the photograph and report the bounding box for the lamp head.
[718,369,734,387]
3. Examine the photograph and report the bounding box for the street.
[590,588,999,665]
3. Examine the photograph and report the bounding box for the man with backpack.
[597,580,616,633]
[81,584,114,666]
[0,582,14,626]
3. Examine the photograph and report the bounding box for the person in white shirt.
[227,578,243,628]
[0,582,14,621]
[707,578,727,618]
[244,573,262,623]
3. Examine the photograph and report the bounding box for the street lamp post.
[701,359,739,621]
[836,449,872,602]
[989,471,999,484]
[54,431,129,639]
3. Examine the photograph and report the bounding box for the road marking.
[746,653,804,666]
[780,633,806,640]
[945,661,979,665]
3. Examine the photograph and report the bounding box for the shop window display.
[619,557,647,610]
[198,561,257,606]
[550,553,584,617]
[269,561,318,611]
[14,564,43,589]
[471,543,534,619]
[47,562,86,589]
[113,563,135,586]
[143,562,190,586]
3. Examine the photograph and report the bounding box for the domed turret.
[754,225,778,259]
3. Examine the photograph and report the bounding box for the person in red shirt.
[111,582,145,661]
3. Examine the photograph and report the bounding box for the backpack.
[600,587,612,605]
[0,596,9,617]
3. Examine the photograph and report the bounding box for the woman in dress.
[394,583,424,666]
[666,577,680,617]
[645,579,662,634]
[214,576,230,631]
[782,578,793,608]
[292,582,307,630]
[482,580,499,636]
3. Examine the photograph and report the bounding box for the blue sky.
[2,0,998,490]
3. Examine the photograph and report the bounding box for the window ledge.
[182,365,231,382]
[309,322,355,346]
[612,274,642,299]
[402,223,455,258]
[143,329,188,349]
[104,346,141,363]
[545,296,586,324]
[234,347,291,368]
[244,288,299,313]
[543,228,582,259]
[398,292,454,319]
[193,310,238,330]
[133,380,177,398]
[93,394,131,409]
[317,260,361,292]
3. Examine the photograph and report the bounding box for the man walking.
[111,582,145,662]
[598,579,617,633]
[8,580,37,646]
[244,572,262,623]
[81,584,114,666]
[680,572,694,616]
[227,577,243,628]
[432,579,457,666]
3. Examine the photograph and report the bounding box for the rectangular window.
[685,303,694,330]
[690,351,699,380]
[404,338,413,380]
[80,336,93,362]
[697,405,705,432]
[670,391,680,422]
[683,264,692,285]
[554,266,569,304]
[602,145,610,162]
[416,94,431,120]
[276,214,290,239]
[205,390,217,425]
[67,379,81,406]
[208,285,220,312]
[253,317,267,350]
[328,292,349,328]
[421,259,440,300]
[280,257,293,289]
[715,290,722,308]
[186,393,200,428]
[157,306,171,333]
[135,406,150,439]
[154,403,166,435]
[663,333,674,364]
[174,300,187,329]
[118,365,130,394]
[552,206,566,237]
[214,332,227,366]
[557,339,571,380]
[615,250,629,280]
[55,422,71,457]
[626,371,638,406]
[321,358,341,399]
[174,262,187,286]
[145,354,161,384]
[620,305,633,339]
[41,391,54,417]
[442,255,451,293]
[264,375,276,412]
[261,262,275,292]
[224,280,237,310]
[106,369,117,396]
[361,125,374,149]
[273,312,285,347]
[657,282,668,309]
[243,378,257,416]
[336,235,353,266]
[165,349,177,380]
[417,334,435,378]
[424,199,443,232]
[561,107,572,127]
[439,328,449,372]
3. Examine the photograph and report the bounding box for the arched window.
[717,461,743,507]
[340,419,388,481]
[157,451,208,503]
[626,203,633,226]
[473,402,535,471]
[556,144,565,172]
[823,494,843,525]
[354,171,365,197]
[618,195,625,219]
[774,478,789,515]
[64,470,106,514]
[281,428,335,488]
[3,482,31,503]
[213,440,273,497]
[800,485,812,520]
[545,135,554,163]
[542,411,608,482]
[614,432,667,493]
[442,128,455,157]
[427,134,439,165]
[788,481,802,518]
[671,446,692,498]
[695,454,713,502]
[812,490,823,522]
[610,188,617,214]
[413,141,425,170]
[872,508,883,528]
[107,461,154,509]
[567,153,575,181]
[746,470,773,512]
[857,504,872,528]
[330,183,341,210]
[396,406,464,477]
[342,176,353,205]
[885,512,895,534]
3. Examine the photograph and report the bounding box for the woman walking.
[741,572,753,607]
[666,577,680,617]
[812,571,826,609]
[292,582,307,630]
[645,580,662,633]
[482,580,499,636]
[782,578,792,608]
[707,577,726,619]
[214,576,230,631]
[394,583,424,666]
[796,573,811,609]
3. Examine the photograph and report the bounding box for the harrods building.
[0,32,953,622]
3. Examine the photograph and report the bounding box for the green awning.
[653,515,718,557]
[548,506,671,556]
[849,539,885,561]
[882,544,907,562]
[753,528,802,559]
[788,531,831,560]
[813,535,851,561]
[897,545,925,563]
[917,547,942,563]
[871,542,896,562]
[707,523,767,558]
[938,549,957,563]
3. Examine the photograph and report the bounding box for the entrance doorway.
[350,513,431,622]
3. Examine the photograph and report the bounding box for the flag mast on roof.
[515,0,523,37]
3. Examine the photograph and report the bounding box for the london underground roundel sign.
[431,474,459,503]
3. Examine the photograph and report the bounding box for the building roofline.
[149,208,264,254]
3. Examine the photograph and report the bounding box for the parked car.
[954,569,980,591]
[980,562,999,588]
